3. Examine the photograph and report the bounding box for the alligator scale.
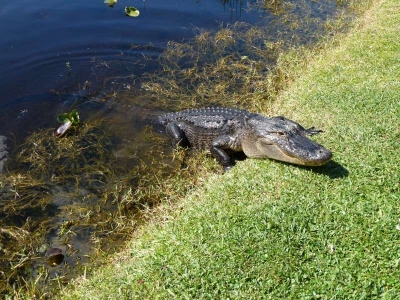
[159,107,332,171]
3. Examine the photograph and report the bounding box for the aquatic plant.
[54,110,80,137]
[139,0,360,113]
[0,117,220,295]
[125,6,140,17]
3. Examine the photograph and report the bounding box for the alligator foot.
[165,123,189,148]
[210,135,234,171]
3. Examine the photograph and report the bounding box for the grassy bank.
[63,0,400,298]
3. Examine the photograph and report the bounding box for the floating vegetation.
[125,6,140,17]
[54,110,80,137]
[1,121,115,294]
[139,0,366,113]
[104,0,117,8]
[0,117,219,295]
[141,23,278,112]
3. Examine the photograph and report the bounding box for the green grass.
[62,0,400,298]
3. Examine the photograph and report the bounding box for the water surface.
[0,0,259,136]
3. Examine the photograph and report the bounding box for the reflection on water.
[0,0,360,295]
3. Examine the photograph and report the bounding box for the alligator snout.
[307,147,333,166]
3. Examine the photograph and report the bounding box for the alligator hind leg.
[210,135,235,171]
[165,123,189,148]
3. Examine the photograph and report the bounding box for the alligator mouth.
[257,135,332,166]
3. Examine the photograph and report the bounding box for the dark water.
[0,0,261,139]
[0,0,352,294]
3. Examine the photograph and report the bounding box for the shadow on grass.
[306,160,349,179]
[229,153,348,179]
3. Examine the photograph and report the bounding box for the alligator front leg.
[165,123,189,148]
[210,135,237,171]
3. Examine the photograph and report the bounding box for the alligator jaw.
[261,143,333,166]
[255,135,333,166]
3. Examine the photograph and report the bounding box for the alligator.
[158,107,332,171]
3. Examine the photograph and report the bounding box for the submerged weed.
[139,1,366,113]
[0,119,218,295]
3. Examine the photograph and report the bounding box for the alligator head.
[241,116,332,166]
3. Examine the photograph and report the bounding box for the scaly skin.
[159,107,332,170]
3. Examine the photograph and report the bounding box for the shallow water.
[0,0,353,294]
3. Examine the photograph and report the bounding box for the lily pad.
[104,0,117,7]
[56,110,79,125]
[125,6,140,17]
[54,110,80,137]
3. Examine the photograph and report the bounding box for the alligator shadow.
[231,153,349,179]
[298,160,349,179]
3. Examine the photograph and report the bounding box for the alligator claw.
[305,127,323,135]
[223,165,233,173]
